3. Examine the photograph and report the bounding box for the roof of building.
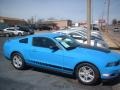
[0,16,25,21]
[47,19,72,22]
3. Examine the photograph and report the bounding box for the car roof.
[29,32,64,38]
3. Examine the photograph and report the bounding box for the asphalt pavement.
[101,26,120,53]
[108,28,120,48]
[0,35,120,90]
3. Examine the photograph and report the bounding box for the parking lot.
[0,31,120,90]
[109,27,120,49]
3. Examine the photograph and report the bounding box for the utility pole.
[107,0,110,32]
[101,0,106,30]
[87,0,91,45]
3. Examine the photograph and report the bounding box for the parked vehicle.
[3,27,25,36]
[0,23,9,30]
[28,24,38,30]
[54,30,108,48]
[76,30,103,40]
[91,31,102,36]
[71,27,102,40]
[69,32,108,48]
[38,25,52,31]
[17,26,34,35]
[0,29,14,37]
[3,33,120,85]
[92,27,100,31]
[113,27,120,32]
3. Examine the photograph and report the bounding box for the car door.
[29,37,64,71]
[7,29,17,35]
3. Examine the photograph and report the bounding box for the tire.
[75,63,100,85]
[18,33,22,36]
[5,33,9,37]
[11,53,25,70]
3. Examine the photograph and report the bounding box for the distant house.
[0,16,27,26]
[52,20,72,29]
[38,20,72,29]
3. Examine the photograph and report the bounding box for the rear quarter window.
[19,38,28,44]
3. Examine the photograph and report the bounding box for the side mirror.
[49,46,59,51]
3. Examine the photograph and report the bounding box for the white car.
[75,29,103,40]
[69,32,108,48]
[91,31,102,36]
[53,30,108,48]
[113,28,120,32]
[71,27,103,38]
[3,27,25,36]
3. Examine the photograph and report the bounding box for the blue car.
[3,33,120,85]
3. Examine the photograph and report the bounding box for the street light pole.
[87,0,91,45]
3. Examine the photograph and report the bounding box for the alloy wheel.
[13,54,23,68]
[78,66,95,83]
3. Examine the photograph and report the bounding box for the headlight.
[106,61,119,67]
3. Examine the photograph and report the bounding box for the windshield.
[55,35,79,50]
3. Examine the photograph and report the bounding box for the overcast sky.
[0,0,120,23]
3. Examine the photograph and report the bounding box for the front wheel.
[75,63,100,85]
[11,53,25,70]
[5,33,9,37]
[18,33,22,36]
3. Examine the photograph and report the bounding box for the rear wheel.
[11,53,25,70]
[18,33,22,36]
[5,33,9,37]
[75,63,100,85]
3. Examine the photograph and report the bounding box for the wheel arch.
[10,51,26,70]
[18,32,22,35]
[10,51,24,60]
[73,61,100,77]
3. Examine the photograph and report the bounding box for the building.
[0,16,27,26]
[37,19,72,30]
[53,20,72,29]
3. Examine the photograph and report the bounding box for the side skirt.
[26,60,74,75]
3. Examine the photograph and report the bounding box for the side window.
[44,38,57,48]
[32,37,44,47]
[32,37,57,48]
[7,29,15,31]
[19,38,28,44]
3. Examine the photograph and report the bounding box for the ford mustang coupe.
[3,33,120,85]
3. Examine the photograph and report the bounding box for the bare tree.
[27,16,35,24]
[36,19,44,24]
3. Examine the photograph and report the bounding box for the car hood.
[68,45,120,63]
[79,44,110,53]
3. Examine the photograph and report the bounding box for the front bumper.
[101,69,120,79]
